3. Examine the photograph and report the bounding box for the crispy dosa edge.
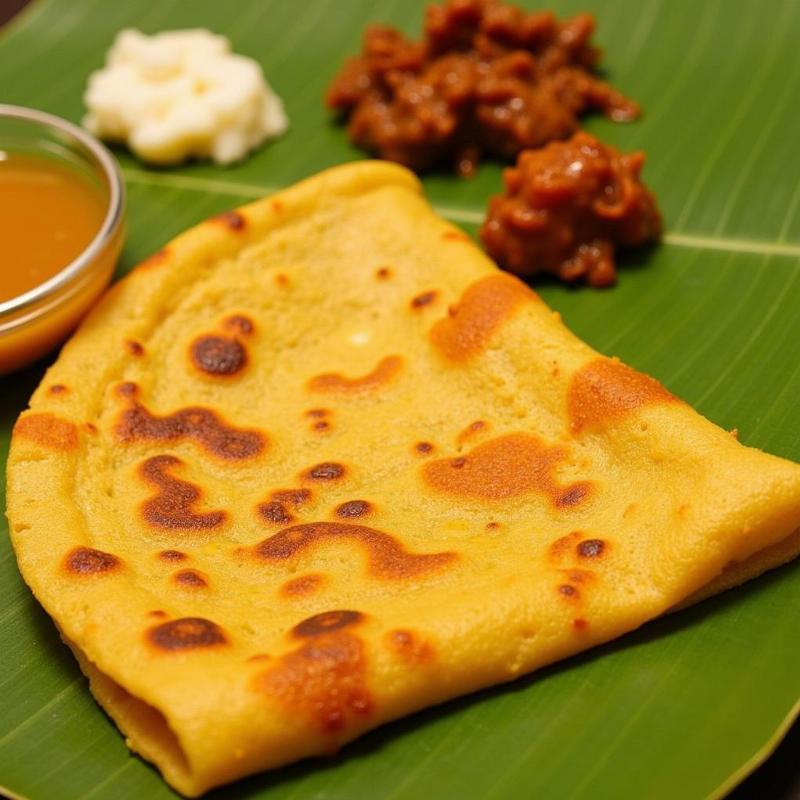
[677,528,800,610]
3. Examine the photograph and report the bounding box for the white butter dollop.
[83,29,288,165]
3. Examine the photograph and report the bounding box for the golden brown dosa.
[7,162,800,796]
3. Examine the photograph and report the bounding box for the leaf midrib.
[121,168,800,260]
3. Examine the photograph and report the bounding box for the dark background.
[0,0,797,797]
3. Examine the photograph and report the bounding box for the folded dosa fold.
[8,162,800,796]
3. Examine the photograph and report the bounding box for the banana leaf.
[2,1,800,798]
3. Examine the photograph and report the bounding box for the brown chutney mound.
[480,132,661,286]
[325,0,639,175]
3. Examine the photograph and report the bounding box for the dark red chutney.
[325,0,639,175]
[480,132,662,287]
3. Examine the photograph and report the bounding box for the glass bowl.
[0,104,126,375]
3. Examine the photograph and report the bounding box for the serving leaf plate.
[1,1,800,798]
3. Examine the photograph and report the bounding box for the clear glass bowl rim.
[0,103,125,319]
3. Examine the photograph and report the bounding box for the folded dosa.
[7,162,800,796]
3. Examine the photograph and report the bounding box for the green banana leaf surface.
[2,0,800,798]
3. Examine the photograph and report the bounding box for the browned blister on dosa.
[139,455,227,531]
[308,355,404,393]
[6,161,800,798]
[250,521,457,581]
[116,386,266,461]
[14,412,79,451]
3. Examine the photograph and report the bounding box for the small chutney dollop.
[480,132,662,287]
[326,0,639,175]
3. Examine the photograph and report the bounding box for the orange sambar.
[0,152,106,302]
